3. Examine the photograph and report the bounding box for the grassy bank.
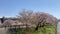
[34,24,57,34]
[11,24,57,34]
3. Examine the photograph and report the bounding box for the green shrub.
[11,29,26,34]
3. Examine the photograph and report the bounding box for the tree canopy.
[17,10,58,31]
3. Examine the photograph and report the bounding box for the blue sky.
[0,0,60,19]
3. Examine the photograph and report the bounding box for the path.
[0,28,9,34]
[57,22,60,34]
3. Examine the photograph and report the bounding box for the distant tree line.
[0,9,58,31]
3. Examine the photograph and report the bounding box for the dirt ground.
[0,28,8,34]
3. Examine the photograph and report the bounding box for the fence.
[0,24,30,34]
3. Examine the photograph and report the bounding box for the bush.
[11,29,26,34]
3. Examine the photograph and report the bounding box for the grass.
[11,24,57,34]
[34,24,57,34]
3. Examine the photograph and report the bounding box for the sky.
[0,0,60,19]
